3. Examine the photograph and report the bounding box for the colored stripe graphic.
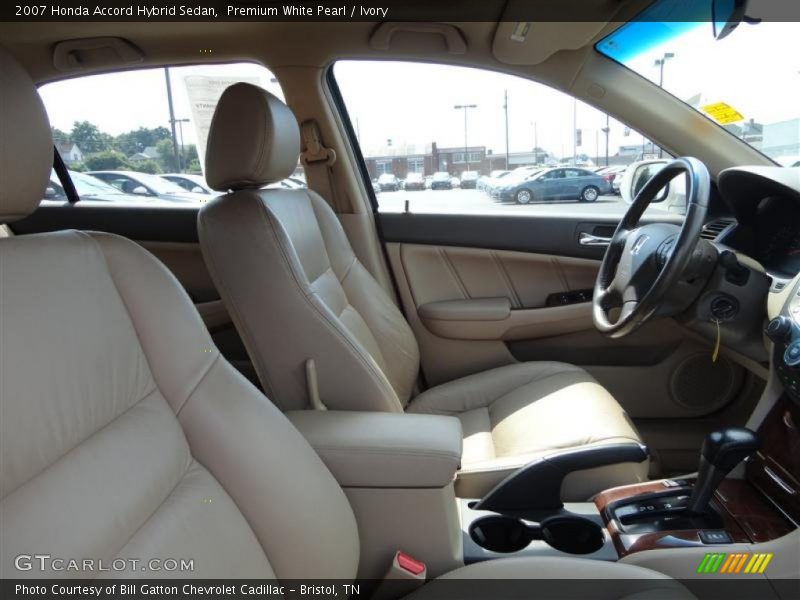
[758,554,773,574]
[720,553,737,574]
[698,552,774,574]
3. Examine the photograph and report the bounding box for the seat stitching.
[103,460,199,579]
[1,387,160,502]
[81,230,220,412]
[247,193,401,410]
[174,352,221,417]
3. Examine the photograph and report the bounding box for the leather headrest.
[0,47,53,223]
[205,83,300,191]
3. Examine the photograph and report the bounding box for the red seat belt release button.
[396,551,426,576]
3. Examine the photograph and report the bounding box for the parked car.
[44,169,157,204]
[479,169,511,193]
[594,165,627,193]
[460,171,479,189]
[404,172,425,191]
[376,173,400,192]
[160,173,216,195]
[431,171,453,190]
[88,170,207,203]
[450,176,461,189]
[493,167,611,204]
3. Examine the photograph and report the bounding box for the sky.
[38,19,799,163]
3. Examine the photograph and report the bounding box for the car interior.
[1,2,799,599]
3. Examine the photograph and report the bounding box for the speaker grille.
[670,353,738,411]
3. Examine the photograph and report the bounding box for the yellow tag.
[712,319,721,363]
[700,102,744,125]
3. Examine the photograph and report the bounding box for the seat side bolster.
[198,189,404,413]
[89,230,360,580]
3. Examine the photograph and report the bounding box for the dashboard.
[715,167,800,279]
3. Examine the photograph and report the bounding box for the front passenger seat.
[198,84,648,500]
[0,46,692,598]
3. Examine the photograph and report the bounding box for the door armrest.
[418,297,511,321]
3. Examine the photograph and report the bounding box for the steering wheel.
[593,157,710,338]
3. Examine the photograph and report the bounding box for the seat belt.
[53,147,80,204]
[299,119,349,213]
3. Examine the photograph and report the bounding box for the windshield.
[597,4,799,165]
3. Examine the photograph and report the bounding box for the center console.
[462,421,797,566]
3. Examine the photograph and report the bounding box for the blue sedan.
[492,167,613,204]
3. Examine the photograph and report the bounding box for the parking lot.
[375,188,633,217]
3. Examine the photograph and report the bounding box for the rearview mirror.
[712,0,748,40]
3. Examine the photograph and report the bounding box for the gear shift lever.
[687,427,760,515]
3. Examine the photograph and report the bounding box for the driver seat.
[198,84,649,499]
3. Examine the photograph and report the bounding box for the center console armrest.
[286,410,463,488]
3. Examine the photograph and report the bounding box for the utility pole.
[572,97,577,166]
[503,90,509,170]
[454,104,477,172]
[164,67,181,172]
[654,52,674,158]
[532,121,538,164]
[172,118,190,172]
[602,114,610,167]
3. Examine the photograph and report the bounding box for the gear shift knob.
[687,427,760,515]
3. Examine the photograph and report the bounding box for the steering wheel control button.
[766,316,794,343]
[784,341,800,367]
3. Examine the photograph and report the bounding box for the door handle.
[579,232,612,246]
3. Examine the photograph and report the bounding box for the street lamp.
[654,52,675,88]
[454,104,478,171]
[171,118,190,172]
[601,114,610,167]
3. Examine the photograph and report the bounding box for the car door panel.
[384,214,756,434]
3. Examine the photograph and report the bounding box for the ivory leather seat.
[0,47,694,598]
[198,83,648,499]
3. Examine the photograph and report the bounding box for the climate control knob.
[766,316,793,344]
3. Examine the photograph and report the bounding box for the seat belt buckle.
[371,551,427,600]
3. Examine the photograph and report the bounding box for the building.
[55,142,83,166]
[760,118,800,160]
[129,146,160,163]
[364,143,491,179]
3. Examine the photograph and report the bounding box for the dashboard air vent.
[700,218,735,241]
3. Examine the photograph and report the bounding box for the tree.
[155,138,178,172]
[82,151,131,171]
[70,121,112,154]
[51,127,70,144]
[114,126,171,157]
[134,159,161,174]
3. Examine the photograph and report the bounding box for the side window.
[333,61,675,216]
[39,63,302,205]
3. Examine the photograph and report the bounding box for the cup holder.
[540,515,605,555]
[469,515,534,553]
[469,514,604,555]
